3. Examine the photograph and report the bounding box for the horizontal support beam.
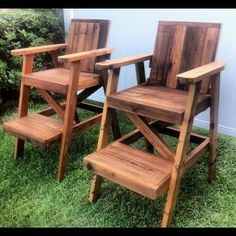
[117,120,170,145]
[77,102,103,113]
[183,138,209,173]
[38,102,66,117]
[72,113,102,134]
[157,126,208,144]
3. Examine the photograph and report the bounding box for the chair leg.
[161,172,183,227]
[89,68,120,202]
[111,109,121,140]
[89,175,103,203]
[57,61,80,182]
[208,75,220,181]
[14,139,25,159]
[145,139,154,153]
[161,82,201,227]
[14,83,31,159]
[89,106,113,202]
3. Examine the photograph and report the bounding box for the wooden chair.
[3,19,121,182]
[83,21,226,227]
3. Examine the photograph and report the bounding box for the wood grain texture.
[84,142,173,199]
[59,48,113,63]
[161,82,202,227]
[22,68,101,94]
[3,113,63,147]
[149,21,221,93]
[57,61,81,181]
[11,44,67,56]
[95,53,152,70]
[14,54,34,159]
[65,19,110,72]
[177,61,225,83]
[208,73,220,181]
[107,84,210,124]
[89,68,120,202]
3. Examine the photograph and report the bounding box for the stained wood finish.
[95,53,152,70]
[161,81,202,227]
[149,21,221,93]
[177,61,225,83]
[37,89,65,120]
[107,84,210,124]
[84,142,173,199]
[11,44,67,56]
[3,113,63,147]
[85,21,225,227]
[89,68,120,203]
[125,112,175,161]
[57,61,81,182]
[65,19,110,72]
[58,48,113,63]
[208,73,220,181]
[22,68,101,94]
[14,54,34,159]
[4,18,114,182]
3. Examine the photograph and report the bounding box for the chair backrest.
[149,21,221,93]
[65,19,110,72]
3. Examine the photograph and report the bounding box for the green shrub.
[0,9,64,105]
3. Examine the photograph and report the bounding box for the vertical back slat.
[149,21,221,93]
[64,19,110,73]
[199,27,220,93]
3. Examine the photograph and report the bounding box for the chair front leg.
[57,61,81,182]
[89,68,120,203]
[14,54,34,159]
[161,81,201,227]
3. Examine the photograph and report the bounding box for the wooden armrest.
[11,44,67,56]
[177,61,226,83]
[58,48,113,63]
[95,53,153,70]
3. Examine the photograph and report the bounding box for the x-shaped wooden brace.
[125,112,175,162]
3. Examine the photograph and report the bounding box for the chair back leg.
[208,74,220,181]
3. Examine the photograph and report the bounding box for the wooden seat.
[84,142,173,199]
[84,21,226,227]
[108,84,210,124]
[22,68,101,94]
[3,113,63,146]
[2,19,121,182]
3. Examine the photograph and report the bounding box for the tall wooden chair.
[83,21,226,227]
[3,19,121,182]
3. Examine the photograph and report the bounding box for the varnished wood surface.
[22,68,101,94]
[3,113,63,146]
[84,142,173,199]
[149,21,221,93]
[107,84,210,124]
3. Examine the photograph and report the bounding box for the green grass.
[0,102,236,227]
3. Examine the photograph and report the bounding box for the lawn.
[0,101,236,227]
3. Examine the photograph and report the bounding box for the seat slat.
[84,142,173,199]
[3,113,63,146]
[107,84,209,124]
[22,68,101,94]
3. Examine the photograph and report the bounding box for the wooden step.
[84,142,173,199]
[3,113,63,147]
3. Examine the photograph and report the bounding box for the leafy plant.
[0,9,64,105]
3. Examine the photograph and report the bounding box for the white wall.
[63,9,236,137]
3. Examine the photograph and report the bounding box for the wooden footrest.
[84,142,173,199]
[3,113,63,147]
